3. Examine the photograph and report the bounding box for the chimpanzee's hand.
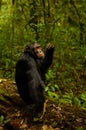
[46,43,54,50]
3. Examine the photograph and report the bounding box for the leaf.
[48,91,59,100]
[72,97,81,106]
[0,115,4,122]
[81,93,86,101]
[54,84,59,90]
[59,98,72,104]
[45,86,49,92]
[82,102,86,108]
[33,117,39,122]
[4,118,11,125]
[59,94,72,104]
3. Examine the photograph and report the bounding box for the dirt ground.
[0,79,86,130]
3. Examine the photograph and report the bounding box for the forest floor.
[0,79,86,130]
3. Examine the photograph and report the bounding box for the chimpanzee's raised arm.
[41,43,54,73]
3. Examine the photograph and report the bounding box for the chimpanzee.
[15,42,54,112]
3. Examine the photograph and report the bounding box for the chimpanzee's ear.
[24,43,35,57]
[24,43,34,52]
[24,45,30,53]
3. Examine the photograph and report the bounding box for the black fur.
[15,43,54,111]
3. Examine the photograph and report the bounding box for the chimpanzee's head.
[24,43,45,59]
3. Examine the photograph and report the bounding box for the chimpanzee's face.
[33,43,45,59]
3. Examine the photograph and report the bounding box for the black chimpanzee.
[15,42,54,112]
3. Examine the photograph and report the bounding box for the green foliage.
[45,69,59,92]
[0,87,6,101]
[0,115,11,126]
[56,92,81,106]
[0,0,86,111]
[45,67,85,109]
[81,92,86,110]
[81,93,86,101]
[76,127,86,130]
